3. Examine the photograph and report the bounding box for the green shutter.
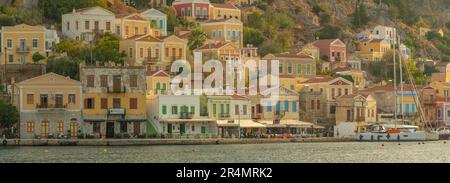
[306,64,311,75]
[297,64,301,74]
[288,64,292,73]
[213,104,216,114]
[156,82,160,90]
[191,106,195,113]
[201,126,206,134]
[162,105,167,114]
[162,83,166,90]
[226,104,230,114]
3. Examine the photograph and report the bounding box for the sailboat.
[356,35,438,141]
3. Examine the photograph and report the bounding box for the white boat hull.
[356,132,427,141]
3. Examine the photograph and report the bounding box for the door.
[133,122,140,136]
[167,123,172,134]
[70,122,78,137]
[106,122,115,138]
[40,94,48,108]
[113,75,121,92]
[180,123,186,134]
[19,39,26,50]
[41,121,49,138]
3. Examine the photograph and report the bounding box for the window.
[57,121,64,133]
[165,48,169,57]
[93,123,100,133]
[235,105,239,115]
[332,88,335,98]
[8,55,13,63]
[130,98,138,109]
[120,122,127,133]
[181,8,185,16]
[306,64,311,75]
[85,21,89,30]
[279,64,283,73]
[284,101,289,112]
[7,39,12,48]
[179,48,182,57]
[134,27,139,35]
[338,88,342,96]
[213,31,216,37]
[243,105,247,115]
[172,48,176,58]
[101,98,108,109]
[26,121,34,133]
[311,100,315,110]
[345,89,348,95]
[190,106,195,113]
[67,22,70,30]
[172,106,178,114]
[100,75,108,87]
[85,98,95,109]
[330,105,336,114]
[317,100,320,109]
[144,27,148,34]
[191,125,195,131]
[288,64,292,74]
[447,110,450,118]
[113,98,121,108]
[125,26,129,36]
[267,101,272,112]
[140,48,143,58]
[213,104,217,114]
[129,48,133,58]
[27,94,34,104]
[94,21,99,30]
[162,105,167,114]
[187,8,191,16]
[201,126,206,134]
[156,82,161,90]
[297,64,301,74]
[106,22,111,31]
[116,26,121,35]
[55,94,63,108]
[87,75,95,87]
[226,104,230,114]
[32,39,38,48]
[292,102,297,112]
[130,75,137,87]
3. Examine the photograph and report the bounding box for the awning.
[258,120,286,128]
[311,124,325,129]
[217,120,239,127]
[84,119,105,122]
[281,119,314,127]
[239,120,266,128]
[160,118,215,123]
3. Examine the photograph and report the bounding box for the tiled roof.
[312,39,339,49]
[147,70,169,77]
[211,3,239,9]
[230,94,248,100]
[196,42,230,50]
[301,77,335,84]
[271,51,313,59]
[279,74,295,79]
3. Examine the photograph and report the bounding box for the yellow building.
[80,63,147,138]
[0,24,56,64]
[119,34,187,71]
[356,39,391,62]
[334,67,367,89]
[115,13,155,39]
[199,18,243,48]
[335,94,377,132]
[12,73,83,139]
[194,41,240,61]
[209,3,241,20]
[146,70,170,95]
[429,81,450,98]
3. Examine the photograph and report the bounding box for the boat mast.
[393,32,397,127]
[399,35,404,125]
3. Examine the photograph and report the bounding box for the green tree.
[46,57,81,80]
[32,52,45,63]
[0,15,16,26]
[315,25,342,39]
[243,27,265,46]
[55,39,89,60]
[188,29,207,50]
[93,32,125,64]
[352,0,370,28]
[38,0,107,22]
[312,3,325,15]
[0,100,19,130]
[319,13,331,25]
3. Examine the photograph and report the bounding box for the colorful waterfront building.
[199,18,243,48]
[119,34,187,70]
[146,95,218,137]
[209,3,240,20]
[298,77,353,130]
[140,8,168,36]
[146,70,170,95]
[172,0,211,21]
[335,94,377,132]
[61,6,116,41]
[80,63,147,138]
[263,51,316,79]
[0,24,59,64]
[12,73,83,139]
[429,81,450,98]
[115,13,154,39]
[333,67,367,90]
[356,39,391,62]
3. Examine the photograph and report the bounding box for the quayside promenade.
[1,137,354,146]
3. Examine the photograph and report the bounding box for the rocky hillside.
[242,0,450,60]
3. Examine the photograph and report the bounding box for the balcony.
[154,89,168,95]
[107,86,126,93]
[145,57,160,64]
[252,113,261,119]
[180,112,194,119]
[200,112,209,117]
[195,15,209,20]
[16,46,30,53]
[219,113,231,119]
[36,103,67,109]
[171,56,183,61]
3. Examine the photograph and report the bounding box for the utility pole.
[3,47,6,93]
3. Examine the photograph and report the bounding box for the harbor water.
[1,141,450,163]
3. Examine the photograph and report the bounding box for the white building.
[371,25,397,44]
[146,95,218,137]
[140,8,167,36]
[44,26,60,57]
[399,44,412,60]
[61,6,116,41]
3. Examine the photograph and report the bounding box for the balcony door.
[40,94,48,108]
[19,39,26,50]
[41,120,49,138]
[113,75,121,92]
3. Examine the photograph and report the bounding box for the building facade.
[13,73,83,139]
[263,52,316,79]
[312,39,346,62]
[140,8,167,36]
[199,18,243,48]
[80,64,147,138]
[61,6,115,41]
[115,13,153,39]
[356,39,391,62]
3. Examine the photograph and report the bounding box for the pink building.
[172,0,210,20]
[312,39,347,62]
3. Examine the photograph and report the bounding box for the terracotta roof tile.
[301,77,335,84]
[211,3,239,9]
